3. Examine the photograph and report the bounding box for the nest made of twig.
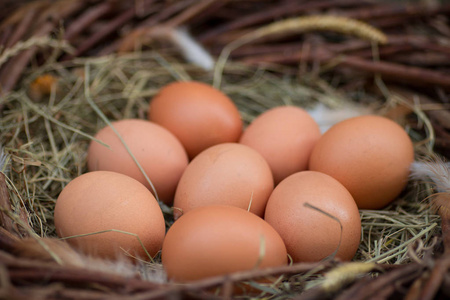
[1,0,450,299]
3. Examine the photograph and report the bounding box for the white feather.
[169,27,215,71]
[72,251,167,283]
[307,103,374,133]
[410,160,450,193]
[15,237,168,283]
[79,255,139,278]
[79,255,167,283]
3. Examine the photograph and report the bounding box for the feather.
[410,156,450,217]
[13,237,86,266]
[307,103,374,133]
[410,158,450,193]
[12,237,167,282]
[168,27,215,71]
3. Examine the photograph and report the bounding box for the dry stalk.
[214,15,387,88]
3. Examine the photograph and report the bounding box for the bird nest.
[0,1,450,299]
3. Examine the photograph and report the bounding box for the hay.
[0,0,449,298]
[0,45,441,296]
[2,49,364,234]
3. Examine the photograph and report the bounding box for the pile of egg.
[54,81,414,283]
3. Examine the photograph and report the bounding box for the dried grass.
[0,38,441,297]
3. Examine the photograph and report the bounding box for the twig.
[213,15,387,88]
[0,26,12,49]
[0,36,71,69]
[64,1,114,42]
[339,55,450,89]
[164,0,222,28]
[1,243,335,297]
[0,227,19,253]
[139,0,193,28]
[346,44,414,59]
[242,49,450,89]
[342,3,450,20]
[387,86,450,130]
[0,22,54,95]
[0,244,336,299]
[199,0,374,43]
[68,7,136,58]
[0,173,17,236]
[4,8,36,49]
[418,255,450,300]
[434,125,450,159]
[7,266,162,292]
[0,0,82,94]
[0,0,50,31]
[333,263,423,300]
[390,52,450,67]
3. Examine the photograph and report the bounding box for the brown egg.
[239,106,321,185]
[87,119,188,204]
[173,143,273,218]
[264,171,361,262]
[308,115,414,209]
[162,205,287,282]
[148,81,243,159]
[54,171,165,260]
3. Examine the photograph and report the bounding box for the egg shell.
[308,115,414,209]
[162,205,287,282]
[54,171,166,260]
[239,106,321,185]
[148,81,243,159]
[87,119,188,205]
[173,143,274,218]
[264,171,361,262]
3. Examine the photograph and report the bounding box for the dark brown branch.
[0,243,337,298]
[0,227,20,252]
[0,0,85,94]
[0,26,12,49]
[198,0,375,43]
[33,0,85,29]
[390,52,450,67]
[0,22,54,95]
[0,1,50,31]
[242,48,450,89]
[346,44,414,59]
[387,86,450,130]
[64,1,115,42]
[4,8,36,49]
[139,0,195,28]
[434,125,450,159]
[334,264,423,300]
[2,241,406,300]
[164,0,223,28]
[339,56,450,89]
[341,3,450,20]
[0,172,17,236]
[419,255,450,300]
[68,7,136,58]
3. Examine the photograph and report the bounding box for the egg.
[54,171,165,260]
[162,205,287,282]
[264,171,361,262]
[87,119,188,204]
[239,106,321,185]
[148,81,243,159]
[308,115,414,209]
[173,143,274,218]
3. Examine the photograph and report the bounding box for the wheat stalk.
[0,36,74,68]
[214,15,388,88]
